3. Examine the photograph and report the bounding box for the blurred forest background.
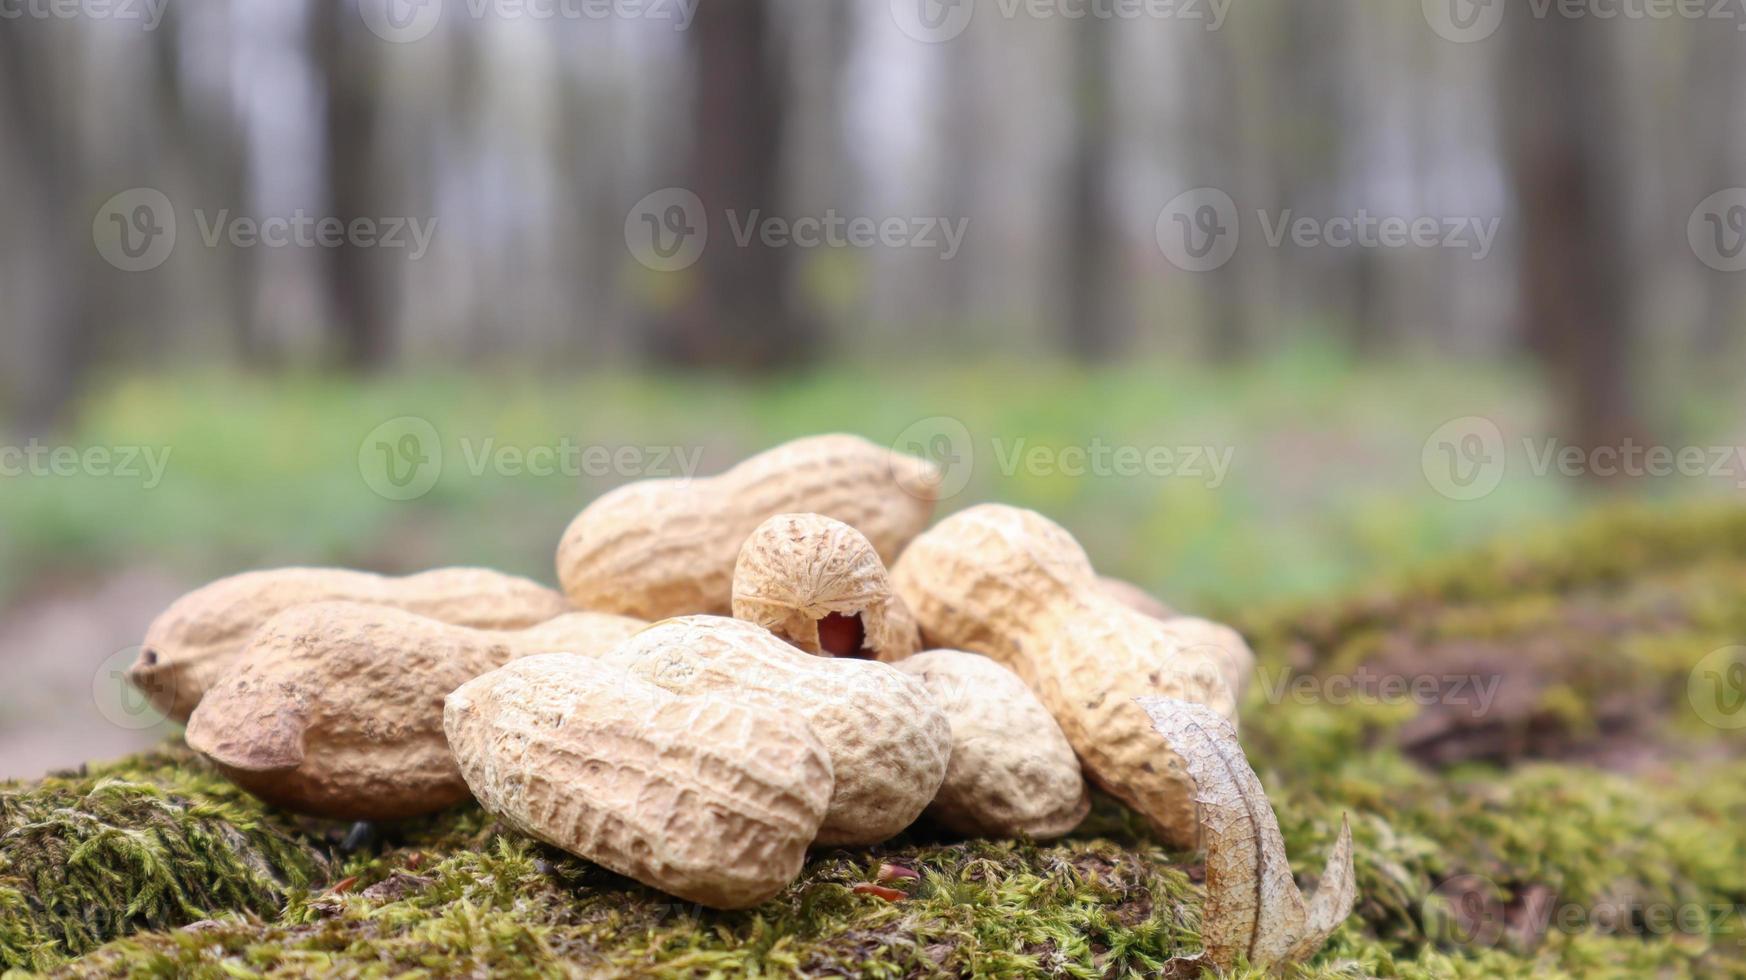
[4,0,1746,774]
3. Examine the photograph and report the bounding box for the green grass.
[14,346,1739,614]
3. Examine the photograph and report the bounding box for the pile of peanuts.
[128,434,1252,909]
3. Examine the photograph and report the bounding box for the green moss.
[0,749,329,972]
[8,504,1746,977]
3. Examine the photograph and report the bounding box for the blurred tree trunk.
[309,1,394,370]
[1063,17,1119,360]
[1191,28,1250,362]
[652,0,811,370]
[0,28,105,430]
[1501,10,1638,457]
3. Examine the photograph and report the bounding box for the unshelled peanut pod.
[891,504,1243,846]
[894,650,1089,839]
[131,566,569,721]
[557,435,939,620]
[601,615,950,846]
[184,602,644,819]
[446,654,833,910]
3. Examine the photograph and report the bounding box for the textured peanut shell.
[894,650,1089,839]
[445,655,833,910]
[732,513,921,661]
[131,567,570,721]
[183,602,646,819]
[1098,576,1177,621]
[602,616,950,846]
[1157,615,1256,701]
[557,435,939,620]
[890,505,1237,846]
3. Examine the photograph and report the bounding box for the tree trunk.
[1062,17,1118,361]
[1501,9,1638,458]
[309,2,394,370]
[651,0,811,371]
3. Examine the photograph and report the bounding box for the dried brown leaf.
[1139,696,1356,973]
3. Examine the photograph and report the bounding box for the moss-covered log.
[5,504,1746,978]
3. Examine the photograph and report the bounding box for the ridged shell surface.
[183,602,644,819]
[132,567,569,721]
[895,650,1089,839]
[732,513,921,660]
[557,435,939,619]
[890,504,1237,846]
[602,616,950,845]
[445,654,833,910]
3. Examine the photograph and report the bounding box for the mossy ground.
[6,505,1746,978]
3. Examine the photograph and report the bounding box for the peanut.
[889,504,1240,846]
[1098,576,1177,620]
[732,513,921,661]
[601,616,950,846]
[131,567,569,721]
[445,654,833,910]
[893,650,1089,839]
[1094,577,1254,698]
[556,435,939,620]
[183,602,645,819]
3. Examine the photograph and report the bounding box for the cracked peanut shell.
[732,513,921,661]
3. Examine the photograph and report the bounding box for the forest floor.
[4,503,1745,978]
